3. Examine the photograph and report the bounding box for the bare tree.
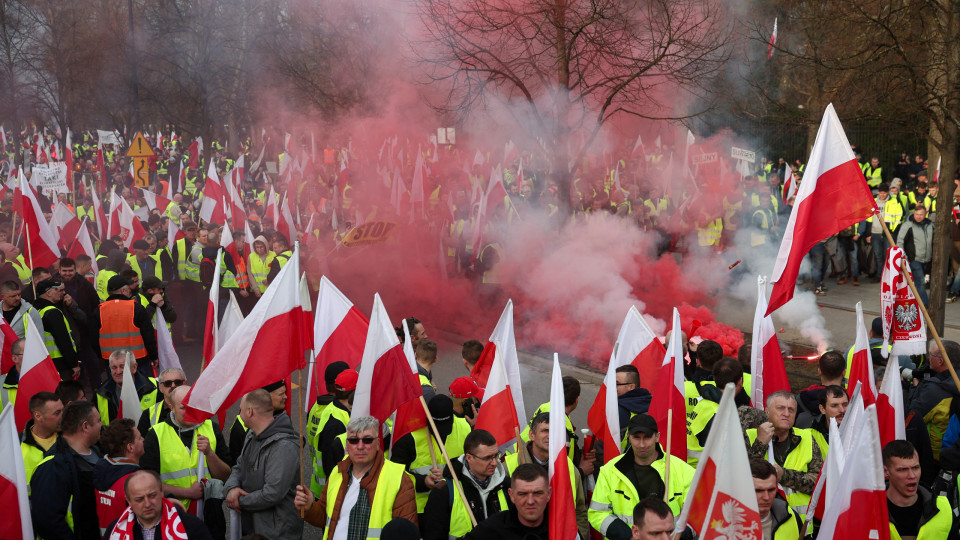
[417,0,733,214]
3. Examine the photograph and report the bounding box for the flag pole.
[25,221,36,299]
[663,409,672,503]
[419,395,477,526]
[297,368,304,485]
[879,218,960,391]
[514,426,529,465]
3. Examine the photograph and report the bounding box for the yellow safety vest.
[310,404,351,497]
[126,254,163,281]
[697,219,723,247]
[37,306,76,359]
[153,420,217,508]
[408,418,471,512]
[746,428,820,520]
[22,439,48,485]
[864,165,883,187]
[322,459,406,540]
[751,209,773,247]
[685,398,718,467]
[889,494,952,540]
[96,270,118,301]
[248,252,275,293]
[447,470,508,539]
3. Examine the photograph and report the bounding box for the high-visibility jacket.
[322,459,407,540]
[588,448,696,536]
[275,250,292,269]
[98,299,146,360]
[95,270,118,301]
[751,208,774,247]
[310,403,351,498]
[38,306,76,360]
[684,376,753,418]
[153,420,217,508]
[686,397,718,467]
[746,428,820,519]
[874,197,904,232]
[0,378,16,413]
[21,436,47,485]
[767,499,802,540]
[96,378,158,426]
[697,218,723,247]
[446,463,509,539]
[13,255,31,284]
[519,402,576,460]
[145,401,166,428]
[408,417,471,511]
[889,490,952,540]
[864,164,883,187]
[750,193,780,214]
[249,252,276,293]
[174,238,200,282]
[923,194,937,214]
[126,254,163,282]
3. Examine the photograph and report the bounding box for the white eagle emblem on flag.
[709,499,761,539]
[895,303,919,331]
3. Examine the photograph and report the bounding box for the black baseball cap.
[626,413,659,436]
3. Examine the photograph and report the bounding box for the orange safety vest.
[234,256,250,290]
[99,299,146,360]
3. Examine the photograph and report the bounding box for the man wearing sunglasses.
[138,367,187,436]
[294,415,418,537]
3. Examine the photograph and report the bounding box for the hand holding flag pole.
[877,216,960,392]
[418,394,477,526]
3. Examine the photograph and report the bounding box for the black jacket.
[461,506,548,540]
[422,454,512,540]
[95,375,158,425]
[617,387,652,436]
[33,297,79,372]
[102,505,213,540]
[30,437,104,540]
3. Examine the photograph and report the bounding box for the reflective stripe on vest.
[248,252,275,293]
[409,420,469,512]
[98,299,146,359]
[746,428,817,518]
[153,420,217,508]
[310,404,351,498]
[322,459,406,540]
[38,306,75,358]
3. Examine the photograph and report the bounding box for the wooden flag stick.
[663,409,672,503]
[515,426,529,465]
[419,395,477,526]
[879,218,960,391]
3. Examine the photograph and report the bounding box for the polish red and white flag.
[675,383,761,539]
[817,405,890,540]
[14,171,61,268]
[0,316,18,375]
[352,294,424,442]
[751,277,790,408]
[0,407,34,540]
[473,300,527,446]
[647,307,687,461]
[167,218,185,251]
[199,162,225,224]
[588,306,666,464]
[548,353,578,540]
[13,322,61,431]
[201,248,222,369]
[304,276,369,409]
[767,104,877,314]
[848,302,877,406]
[51,202,83,251]
[65,218,99,274]
[184,244,309,423]
[876,354,906,446]
[115,195,148,252]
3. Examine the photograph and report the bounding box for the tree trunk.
[928,122,957,336]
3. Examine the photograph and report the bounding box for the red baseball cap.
[335,370,359,391]
[449,377,482,399]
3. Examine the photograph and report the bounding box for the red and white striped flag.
[751,277,790,408]
[781,163,797,204]
[304,276,369,409]
[0,407,34,539]
[199,162,225,224]
[473,300,527,446]
[154,309,182,373]
[876,354,906,446]
[183,244,310,423]
[817,406,890,540]
[201,248,222,369]
[352,294,423,441]
[65,218,99,275]
[647,307,687,461]
[675,383,761,538]
[548,353,578,540]
[587,306,666,464]
[848,302,877,406]
[167,218,185,252]
[14,172,61,268]
[0,316,18,375]
[766,104,878,315]
[13,322,61,431]
[116,195,148,253]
